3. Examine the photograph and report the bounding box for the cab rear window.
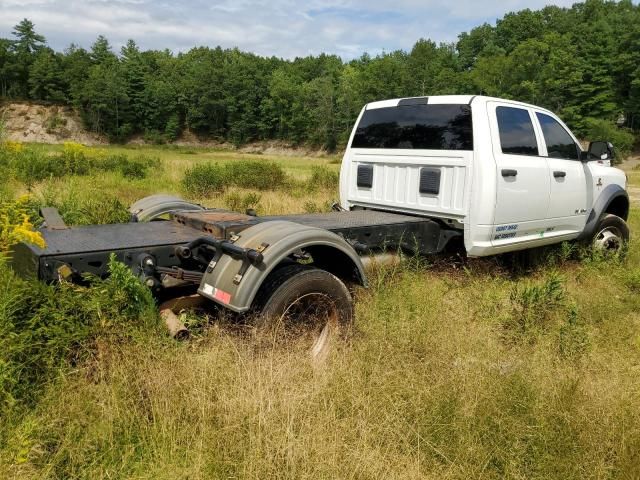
[351,104,473,150]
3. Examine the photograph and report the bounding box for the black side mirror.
[584,141,615,162]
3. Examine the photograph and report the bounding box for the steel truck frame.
[11,196,458,342]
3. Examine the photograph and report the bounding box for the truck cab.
[339,95,628,256]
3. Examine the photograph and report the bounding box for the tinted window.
[351,104,473,150]
[496,106,539,156]
[536,112,579,160]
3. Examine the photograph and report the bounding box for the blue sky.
[0,0,580,58]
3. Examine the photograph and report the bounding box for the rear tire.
[254,264,353,361]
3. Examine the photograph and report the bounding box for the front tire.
[591,213,629,254]
[254,264,353,361]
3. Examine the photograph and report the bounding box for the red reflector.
[213,288,231,304]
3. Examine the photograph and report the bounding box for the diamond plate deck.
[38,221,203,256]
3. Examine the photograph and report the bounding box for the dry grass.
[25,144,341,215]
[1,145,640,479]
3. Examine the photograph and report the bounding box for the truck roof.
[365,95,551,114]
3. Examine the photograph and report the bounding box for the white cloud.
[0,0,605,58]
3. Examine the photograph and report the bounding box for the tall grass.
[0,142,159,188]
[0,255,156,414]
[0,144,639,478]
[181,160,288,196]
[2,243,640,479]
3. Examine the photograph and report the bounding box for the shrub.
[182,160,289,197]
[504,272,566,340]
[61,142,90,175]
[37,185,130,226]
[13,149,62,186]
[58,195,130,226]
[182,163,228,196]
[224,191,261,212]
[558,305,590,359]
[0,196,46,253]
[303,200,322,213]
[308,165,339,191]
[583,118,635,163]
[0,255,155,412]
[119,160,147,179]
[622,267,640,293]
[5,147,160,185]
[224,160,287,190]
[45,113,67,133]
[98,254,155,318]
[143,130,167,145]
[2,141,23,154]
[96,154,157,179]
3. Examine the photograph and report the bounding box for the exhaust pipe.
[159,294,206,340]
[359,251,400,269]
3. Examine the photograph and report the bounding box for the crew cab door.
[532,111,588,237]
[488,102,551,246]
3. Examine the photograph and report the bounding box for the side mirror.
[584,141,615,162]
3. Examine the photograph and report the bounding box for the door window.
[536,113,579,160]
[496,106,539,156]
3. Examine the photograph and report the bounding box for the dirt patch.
[238,140,339,157]
[621,155,640,205]
[0,101,106,145]
[621,155,640,171]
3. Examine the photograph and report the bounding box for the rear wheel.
[254,264,353,361]
[591,214,629,255]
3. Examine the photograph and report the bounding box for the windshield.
[351,104,473,150]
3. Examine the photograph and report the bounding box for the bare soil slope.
[0,101,105,145]
[0,101,335,155]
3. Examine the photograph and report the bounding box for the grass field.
[23,143,342,215]
[1,143,640,479]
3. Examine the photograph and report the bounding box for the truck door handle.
[501,169,517,177]
[553,171,566,178]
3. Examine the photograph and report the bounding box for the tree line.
[0,0,639,149]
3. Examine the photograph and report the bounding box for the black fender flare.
[577,184,629,241]
[196,220,367,312]
[129,194,204,222]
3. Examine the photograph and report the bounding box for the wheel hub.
[594,227,623,252]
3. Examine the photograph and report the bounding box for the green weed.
[38,186,130,225]
[0,255,155,414]
[182,163,227,196]
[307,165,339,191]
[558,305,590,359]
[224,191,261,213]
[224,160,287,190]
[504,271,566,340]
[182,160,288,197]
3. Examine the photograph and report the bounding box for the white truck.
[340,95,628,256]
[14,95,630,347]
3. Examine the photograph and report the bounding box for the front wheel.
[253,264,353,361]
[591,213,629,254]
